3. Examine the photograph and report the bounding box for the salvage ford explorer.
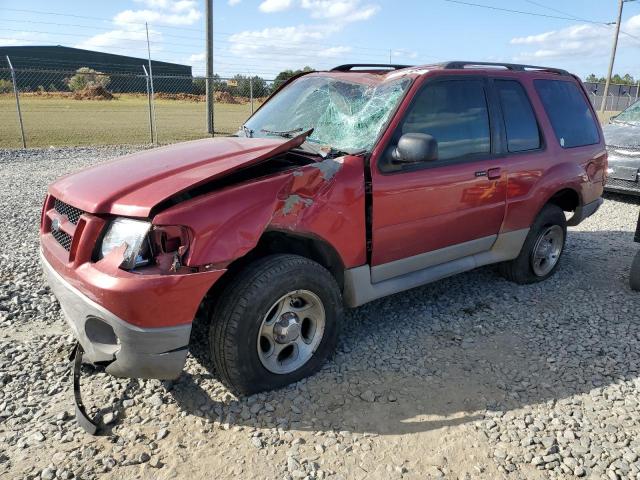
[40,62,606,421]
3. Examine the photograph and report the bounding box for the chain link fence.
[0,64,274,149]
[3,63,640,149]
[588,92,639,113]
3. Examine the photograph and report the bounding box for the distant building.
[0,45,193,93]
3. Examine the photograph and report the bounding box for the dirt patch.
[214,91,239,104]
[19,91,72,99]
[72,86,114,101]
[155,92,204,102]
[152,92,246,104]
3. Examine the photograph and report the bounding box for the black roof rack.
[443,61,569,75]
[331,63,413,72]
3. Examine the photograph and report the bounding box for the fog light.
[85,316,118,349]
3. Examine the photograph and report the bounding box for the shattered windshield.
[242,75,412,153]
[614,99,640,125]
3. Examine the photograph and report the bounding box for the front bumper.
[42,252,192,379]
[604,159,640,196]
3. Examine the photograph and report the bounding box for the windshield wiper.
[260,127,305,138]
[240,124,254,138]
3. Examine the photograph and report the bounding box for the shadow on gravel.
[604,191,640,205]
[172,228,639,436]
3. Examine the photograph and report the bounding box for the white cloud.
[300,0,379,21]
[226,24,354,74]
[317,46,352,57]
[189,52,206,62]
[75,24,163,56]
[510,15,640,61]
[0,31,48,47]
[228,0,242,5]
[229,24,332,56]
[391,48,418,59]
[259,0,293,13]
[133,0,196,11]
[225,0,381,75]
[115,8,201,26]
[76,0,202,58]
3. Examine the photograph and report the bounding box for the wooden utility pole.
[601,0,638,113]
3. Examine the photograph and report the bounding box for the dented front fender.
[152,155,367,270]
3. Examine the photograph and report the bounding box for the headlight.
[100,218,151,270]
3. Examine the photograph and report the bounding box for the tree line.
[585,73,638,85]
[192,67,314,97]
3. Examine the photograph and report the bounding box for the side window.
[495,80,541,152]
[399,79,491,161]
[534,79,599,148]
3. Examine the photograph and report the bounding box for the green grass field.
[0,93,619,149]
[0,94,255,148]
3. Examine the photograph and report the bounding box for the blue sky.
[1,0,640,79]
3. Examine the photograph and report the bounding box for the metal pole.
[601,0,624,113]
[6,56,26,148]
[636,80,639,101]
[145,23,157,144]
[206,0,214,135]
[250,76,254,115]
[142,65,154,145]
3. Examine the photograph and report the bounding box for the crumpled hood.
[49,136,305,217]
[603,122,640,149]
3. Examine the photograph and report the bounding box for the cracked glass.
[243,75,412,153]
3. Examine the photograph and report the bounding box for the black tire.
[631,251,640,292]
[499,204,567,284]
[209,254,342,395]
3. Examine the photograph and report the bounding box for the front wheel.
[209,254,342,395]
[631,251,640,291]
[499,204,567,284]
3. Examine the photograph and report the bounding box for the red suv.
[41,62,606,398]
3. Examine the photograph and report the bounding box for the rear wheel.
[209,254,342,395]
[631,251,640,292]
[499,204,567,284]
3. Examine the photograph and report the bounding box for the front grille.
[50,198,85,252]
[52,229,73,251]
[54,198,84,225]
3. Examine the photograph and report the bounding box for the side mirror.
[392,133,438,164]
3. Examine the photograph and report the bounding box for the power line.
[0,7,206,32]
[523,0,640,43]
[0,15,433,57]
[444,0,640,45]
[443,0,610,23]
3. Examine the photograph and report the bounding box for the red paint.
[368,69,605,266]
[154,155,367,269]
[48,136,307,218]
[40,64,605,333]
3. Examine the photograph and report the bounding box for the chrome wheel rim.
[531,225,564,277]
[257,290,325,375]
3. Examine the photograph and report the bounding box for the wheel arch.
[546,187,581,213]
[193,230,346,333]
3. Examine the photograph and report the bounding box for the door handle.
[487,167,501,180]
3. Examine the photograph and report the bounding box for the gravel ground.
[1,147,639,480]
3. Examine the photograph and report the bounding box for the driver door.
[369,75,507,281]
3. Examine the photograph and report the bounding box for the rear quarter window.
[495,80,541,152]
[534,79,599,148]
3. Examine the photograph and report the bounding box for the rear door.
[369,74,507,281]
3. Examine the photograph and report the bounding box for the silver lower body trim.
[344,228,529,307]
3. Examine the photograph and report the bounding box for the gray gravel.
[1,147,639,480]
